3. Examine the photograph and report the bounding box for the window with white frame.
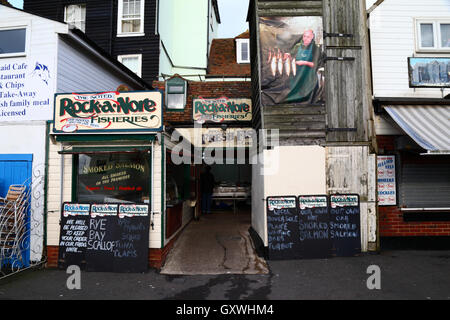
[117,0,145,36]
[416,19,450,51]
[0,27,27,57]
[64,4,86,32]
[118,54,142,77]
[236,39,250,64]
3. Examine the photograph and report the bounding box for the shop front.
[46,90,169,271]
[376,102,450,243]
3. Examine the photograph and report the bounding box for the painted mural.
[259,16,325,106]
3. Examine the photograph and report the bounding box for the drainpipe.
[60,144,64,206]
[151,139,155,230]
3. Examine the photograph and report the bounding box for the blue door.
[0,154,33,268]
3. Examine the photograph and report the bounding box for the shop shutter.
[401,161,450,208]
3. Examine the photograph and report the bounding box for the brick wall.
[153,78,252,125]
[377,135,450,237]
[46,244,175,270]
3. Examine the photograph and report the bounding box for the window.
[64,4,86,32]
[118,54,142,77]
[236,39,250,64]
[0,28,26,57]
[76,152,150,203]
[416,19,450,51]
[117,0,145,36]
[165,77,187,110]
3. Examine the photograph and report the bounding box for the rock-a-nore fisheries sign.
[53,91,163,133]
[193,97,252,123]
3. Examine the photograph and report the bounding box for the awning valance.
[384,105,450,154]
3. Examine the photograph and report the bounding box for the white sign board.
[0,57,54,121]
[377,155,396,206]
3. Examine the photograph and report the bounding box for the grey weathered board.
[323,0,373,143]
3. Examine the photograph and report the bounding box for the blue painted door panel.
[0,154,33,268]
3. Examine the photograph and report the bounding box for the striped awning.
[384,105,450,154]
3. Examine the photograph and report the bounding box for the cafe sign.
[193,96,252,123]
[53,91,163,133]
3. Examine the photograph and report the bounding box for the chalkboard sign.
[58,203,90,269]
[58,203,150,273]
[298,195,331,259]
[329,194,361,257]
[113,204,150,273]
[266,196,301,260]
[85,204,118,272]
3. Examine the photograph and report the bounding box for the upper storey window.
[236,39,250,64]
[118,0,145,36]
[416,19,450,52]
[64,4,86,32]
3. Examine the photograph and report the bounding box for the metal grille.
[0,165,46,279]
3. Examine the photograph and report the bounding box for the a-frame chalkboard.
[266,196,301,260]
[298,195,332,259]
[329,194,361,257]
[58,203,91,270]
[58,203,150,273]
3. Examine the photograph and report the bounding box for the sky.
[6,0,249,39]
[217,0,250,38]
[8,0,22,9]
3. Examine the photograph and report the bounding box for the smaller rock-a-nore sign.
[193,97,252,123]
[53,91,163,133]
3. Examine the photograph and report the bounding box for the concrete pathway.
[160,210,269,275]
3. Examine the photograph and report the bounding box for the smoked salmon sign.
[53,91,163,133]
[193,97,252,123]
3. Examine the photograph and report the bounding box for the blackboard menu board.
[267,196,300,260]
[329,194,361,257]
[85,204,118,272]
[58,203,150,273]
[298,195,331,259]
[113,204,150,273]
[58,203,90,269]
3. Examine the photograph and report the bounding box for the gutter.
[367,0,385,15]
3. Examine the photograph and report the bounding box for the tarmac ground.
[0,208,449,301]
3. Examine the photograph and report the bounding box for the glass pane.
[122,19,140,33]
[121,56,139,74]
[168,85,184,94]
[123,0,129,15]
[135,0,141,15]
[0,29,26,54]
[440,24,450,47]
[420,23,434,47]
[77,152,150,203]
[65,5,86,32]
[241,42,249,61]
[167,94,184,109]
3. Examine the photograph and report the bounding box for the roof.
[207,31,250,77]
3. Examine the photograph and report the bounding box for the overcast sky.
[8,0,249,38]
[217,0,250,38]
[8,0,22,8]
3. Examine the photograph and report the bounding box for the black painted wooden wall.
[23,0,160,84]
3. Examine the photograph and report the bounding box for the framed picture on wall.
[408,57,450,88]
